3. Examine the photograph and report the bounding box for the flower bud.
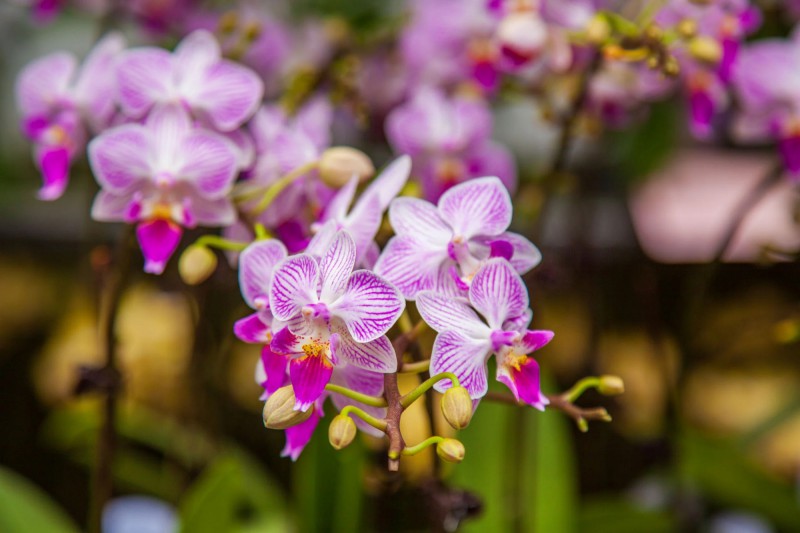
[497,12,548,66]
[598,375,625,396]
[677,18,697,39]
[436,438,466,463]
[328,414,357,450]
[179,245,218,285]
[441,386,473,429]
[688,36,722,64]
[318,147,375,188]
[263,386,314,429]
[585,15,610,45]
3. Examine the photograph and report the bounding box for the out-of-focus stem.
[193,235,250,252]
[399,359,430,374]
[87,226,134,533]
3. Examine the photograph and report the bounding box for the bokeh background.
[2,1,800,532]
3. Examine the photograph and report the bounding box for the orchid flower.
[268,231,404,411]
[15,33,125,200]
[116,29,263,132]
[374,176,541,300]
[385,88,516,201]
[416,259,553,409]
[88,105,239,274]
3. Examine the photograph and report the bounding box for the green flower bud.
[436,438,466,464]
[179,245,217,285]
[598,375,625,396]
[318,147,375,188]
[328,414,357,450]
[688,36,722,64]
[263,386,314,429]
[441,386,473,429]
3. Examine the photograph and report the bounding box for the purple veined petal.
[321,175,358,224]
[88,124,150,194]
[330,327,398,373]
[360,241,380,270]
[330,270,405,343]
[373,235,449,301]
[472,232,542,274]
[779,135,800,175]
[146,104,192,171]
[176,129,238,198]
[239,239,289,310]
[319,231,357,302]
[496,354,548,410]
[15,52,76,119]
[261,344,290,396]
[359,155,412,211]
[249,104,288,151]
[91,191,137,222]
[503,309,533,333]
[73,32,127,132]
[270,326,303,357]
[269,255,320,321]
[343,192,382,261]
[469,259,529,330]
[35,145,70,201]
[416,290,491,338]
[281,409,322,460]
[222,128,256,170]
[289,353,334,411]
[274,130,319,173]
[136,218,183,274]
[173,30,221,83]
[437,176,512,240]
[519,329,554,353]
[305,219,337,258]
[186,60,264,131]
[429,330,491,399]
[388,197,451,244]
[116,48,173,119]
[331,362,385,397]
[233,312,272,344]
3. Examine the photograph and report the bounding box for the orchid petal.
[430,330,490,398]
[281,410,321,460]
[373,236,449,300]
[146,105,191,170]
[116,48,173,118]
[331,270,405,343]
[180,194,236,227]
[388,197,451,244]
[469,259,529,330]
[261,345,290,396]
[438,176,512,239]
[519,330,554,353]
[330,328,397,373]
[189,61,264,131]
[173,30,220,82]
[136,219,183,274]
[289,352,334,411]
[319,231,356,302]
[88,124,150,194]
[270,326,303,357]
[360,155,412,211]
[344,192,383,261]
[239,239,288,310]
[322,175,357,223]
[91,191,136,222]
[269,255,320,321]
[416,290,491,339]
[233,312,271,344]
[177,130,238,198]
[15,52,76,119]
[73,32,126,132]
[497,355,548,410]
[36,146,70,201]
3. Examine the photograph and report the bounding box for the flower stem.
[87,226,135,533]
[339,405,388,431]
[325,383,388,407]
[236,161,319,214]
[193,235,250,252]
[399,360,430,374]
[402,436,444,456]
[400,372,461,409]
[563,376,602,403]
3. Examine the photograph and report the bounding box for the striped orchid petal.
[430,330,491,398]
[319,231,356,302]
[437,177,512,240]
[238,239,288,310]
[330,328,397,373]
[269,255,320,321]
[416,290,490,339]
[330,270,405,343]
[469,259,529,330]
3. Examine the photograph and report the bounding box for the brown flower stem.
[383,372,405,472]
[86,225,135,533]
[484,391,611,432]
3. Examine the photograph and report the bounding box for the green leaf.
[0,466,80,533]
[578,496,674,533]
[179,448,290,533]
[451,373,578,532]
[679,429,800,530]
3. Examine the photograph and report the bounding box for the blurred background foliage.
[2,0,800,532]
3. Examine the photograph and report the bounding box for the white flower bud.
[328,414,357,450]
[436,438,466,463]
[441,386,473,429]
[263,386,314,429]
[318,147,375,188]
[178,245,217,285]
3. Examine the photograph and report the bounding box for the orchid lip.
[302,302,330,321]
